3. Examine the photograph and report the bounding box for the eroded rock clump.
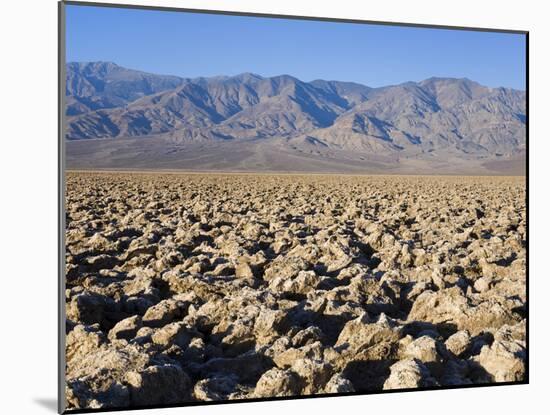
[65,173,526,410]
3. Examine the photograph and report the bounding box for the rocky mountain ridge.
[66,62,526,159]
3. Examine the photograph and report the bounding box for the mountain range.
[65,62,526,174]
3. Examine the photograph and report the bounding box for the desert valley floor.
[64,172,526,410]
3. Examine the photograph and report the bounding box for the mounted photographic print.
[59,1,528,413]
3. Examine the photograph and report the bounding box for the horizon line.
[66,60,526,92]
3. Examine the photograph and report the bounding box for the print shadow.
[33,398,57,413]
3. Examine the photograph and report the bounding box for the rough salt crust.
[64,172,526,410]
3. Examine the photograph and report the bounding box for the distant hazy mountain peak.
[65,61,526,165]
[420,76,478,83]
[232,72,264,81]
[67,60,120,68]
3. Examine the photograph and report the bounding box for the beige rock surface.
[65,173,526,409]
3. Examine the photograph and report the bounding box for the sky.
[65,4,526,89]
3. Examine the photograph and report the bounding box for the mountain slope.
[64,62,526,172]
[302,79,526,156]
[66,61,185,115]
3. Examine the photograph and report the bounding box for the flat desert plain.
[64,172,526,410]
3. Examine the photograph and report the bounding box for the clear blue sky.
[66,4,526,89]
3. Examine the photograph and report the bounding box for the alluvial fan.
[64,172,526,409]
